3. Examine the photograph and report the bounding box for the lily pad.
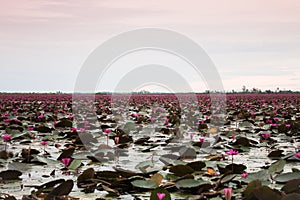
[0,170,22,180]
[45,179,74,200]
[131,179,157,189]
[275,172,300,183]
[268,159,286,174]
[281,178,300,194]
[169,164,194,177]
[175,179,206,189]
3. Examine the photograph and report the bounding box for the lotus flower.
[157,192,166,200]
[2,134,11,151]
[40,141,48,146]
[261,133,271,139]
[61,158,71,167]
[226,149,238,171]
[114,136,119,145]
[241,172,248,178]
[104,129,111,134]
[38,115,44,119]
[226,149,239,155]
[224,188,232,200]
[199,138,204,143]
[2,134,11,141]
[104,129,111,145]
[295,152,300,159]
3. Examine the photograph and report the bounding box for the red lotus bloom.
[104,129,111,134]
[2,134,11,141]
[61,158,71,167]
[114,136,119,144]
[40,141,48,146]
[241,172,248,178]
[226,149,239,155]
[157,192,166,200]
[224,188,232,200]
[261,133,271,139]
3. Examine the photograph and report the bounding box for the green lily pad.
[275,172,300,183]
[67,159,82,170]
[131,179,157,189]
[268,159,286,174]
[175,179,202,189]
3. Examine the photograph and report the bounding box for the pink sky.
[0,0,299,92]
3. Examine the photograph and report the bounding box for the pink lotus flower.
[261,133,271,139]
[295,152,300,159]
[114,136,119,144]
[104,129,111,134]
[2,134,11,141]
[150,117,156,122]
[40,141,48,146]
[271,124,278,127]
[157,192,166,200]
[266,119,273,124]
[28,127,34,131]
[286,124,291,128]
[199,138,204,143]
[38,115,44,119]
[61,158,71,167]
[1,113,9,117]
[241,172,248,178]
[226,149,239,155]
[2,134,11,151]
[224,188,232,200]
[132,113,139,117]
[3,119,11,123]
[71,127,77,131]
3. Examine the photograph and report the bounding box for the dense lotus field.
[0,93,299,200]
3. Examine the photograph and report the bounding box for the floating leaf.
[252,186,282,200]
[175,179,207,189]
[243,179,262,198]
[67,159,82,170]
[275,172,300,183]
[0,170,22,180]
[221,174,236,184]
[268,159,286,174]
[186,161,206,171]
[77,168,95,185]
[131,180,157,189]
[244,170,269,183]
[57,147,75,160]
[281,178,300,194]
[268,150,284,158]
[45,180,74,200]
[169,164,194,177]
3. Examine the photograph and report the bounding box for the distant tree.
[242,85,246,93]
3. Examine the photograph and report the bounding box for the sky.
[0,0,299,93]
